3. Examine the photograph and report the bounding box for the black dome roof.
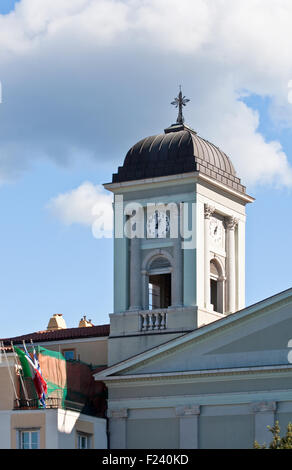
[112,124,245,193]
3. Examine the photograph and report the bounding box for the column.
[172,233,183,307]
[226,216,238,313]
[129,236,141,311]
[204,204,215,309]
[176,405,200,449]
[108,408,128,449]
[251,401,276,447]
[182,200,196,307]
[114,214,128,313]
[141,269,148,310]
[237,218,246,310]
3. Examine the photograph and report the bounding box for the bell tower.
[105,91,254,365]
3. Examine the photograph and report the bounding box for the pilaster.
[204,204,215,309]
[226,216,238,313]
[108,408,128,449]
[172,231,183,307]
[175,405,200,449]
[251,401,277,447]
[129,236,141,311]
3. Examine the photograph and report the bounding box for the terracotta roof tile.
[1,324,110,346]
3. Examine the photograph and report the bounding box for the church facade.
[94,93,292,449]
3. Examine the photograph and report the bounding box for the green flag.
[14,346,33,378]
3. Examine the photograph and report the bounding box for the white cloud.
[47,182,113,236]
[1,0,292,187]
[196,89,292,186]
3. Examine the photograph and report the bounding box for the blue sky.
[0,0,19,15]
[0,1,292,337]
[243,94,292,305]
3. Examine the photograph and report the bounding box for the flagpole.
[58,344,61,402]
[30,339,36,363]
[30,338,47,408]
[0,341,18,402]
[13,341,29,402]
[22,340,33,403]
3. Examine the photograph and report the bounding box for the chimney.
[47,314,67,331]
[78,315,94,328]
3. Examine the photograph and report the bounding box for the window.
[147,256,172,310]
[210,279,218,312]
[62,349,75,360]
[210,259,224,314]
[149,273,171,309]
[18,430,40,449]
[77,432,91,449]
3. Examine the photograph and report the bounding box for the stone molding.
[204,204,215,219]
[250,401,277,413]
[142,248,174,272]
[226,216,238,230]
[175,405,200,417]
[108,408,128,419]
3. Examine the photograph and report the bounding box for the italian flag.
[15,346,47,401]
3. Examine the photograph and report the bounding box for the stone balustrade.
[140,311,167,331]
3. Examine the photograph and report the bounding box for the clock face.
[209,217,223,245]
[147,211,170,238]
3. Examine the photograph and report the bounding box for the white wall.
[0,411,11,448]
[57,409,107,449]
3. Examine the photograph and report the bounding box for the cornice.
[101,364,292,387]
[104,171,254,204]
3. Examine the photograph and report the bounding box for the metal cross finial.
[171,86,190,124]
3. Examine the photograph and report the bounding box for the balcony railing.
[140,311,167,331]
[13,396,104,417]
[14,397,62,410]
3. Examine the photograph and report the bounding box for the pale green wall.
[199,415,254,449]
[127,418,179,449]
[113,183,198,313]
[114,233,129,313]
[211,315,292,353]
[108,332,184,366]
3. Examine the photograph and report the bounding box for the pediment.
[95,288,292,379]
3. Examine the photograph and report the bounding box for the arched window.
[210,259,224,314]
[148,256,172,310]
